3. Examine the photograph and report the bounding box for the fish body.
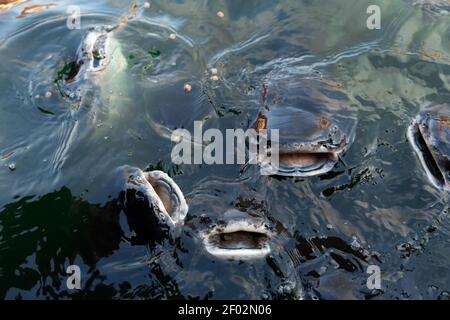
[58,26,128,119]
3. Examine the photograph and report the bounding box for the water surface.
[1,0,450,299]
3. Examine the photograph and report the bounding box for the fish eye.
[318,117,331,129]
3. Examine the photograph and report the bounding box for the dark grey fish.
[95,165,189,246]
[186,182,281,260]
[408,104,450,191]
[116,165,188,230]
[254,78,357,177]
[201,208,273,260]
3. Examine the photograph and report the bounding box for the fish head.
[255,78,356,177]
[114,166,188,243]
[57,26,126,104]
[75,26,114,76]
[188,185,282,261]
[200,208,274,260]
[408,104,450,191]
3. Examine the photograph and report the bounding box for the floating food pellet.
[217,11,224,18]
[210,67,218,75]
[169,33,177,40]
[45,91,52,98]
[144,2,151,9]
[183,83,192,93]
[8,163,16,171]
[210,75,219,81]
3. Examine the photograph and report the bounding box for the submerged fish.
[393,0,450,63]
[57,25,128,111]
[253,78,357,177]
[408,104,450,192]
[57,3,139,111]
[48,25,129,171]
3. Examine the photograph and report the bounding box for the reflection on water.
[1,0,450,299]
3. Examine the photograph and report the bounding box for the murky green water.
[1,0,450,300]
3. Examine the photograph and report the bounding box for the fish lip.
[276,150,339,177]
[261,140,347,177]
[252,116,352,176]
[407,119,449,191]
[145,170,189,227]
[127,169,188,228]
[201,216,272,260]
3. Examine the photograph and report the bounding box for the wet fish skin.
[408,104,450,192]
[186,184,284,261]
[254,78,357,177]
[93,165,188,247]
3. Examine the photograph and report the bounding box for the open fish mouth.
[255,116,352,177]
[253,113,353,177]
[66,26,115,83]
[125,168,188,228]
[276,144,344,177]
[202,213,272,260]
[56,25,125,103]
[407,108,450,192]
